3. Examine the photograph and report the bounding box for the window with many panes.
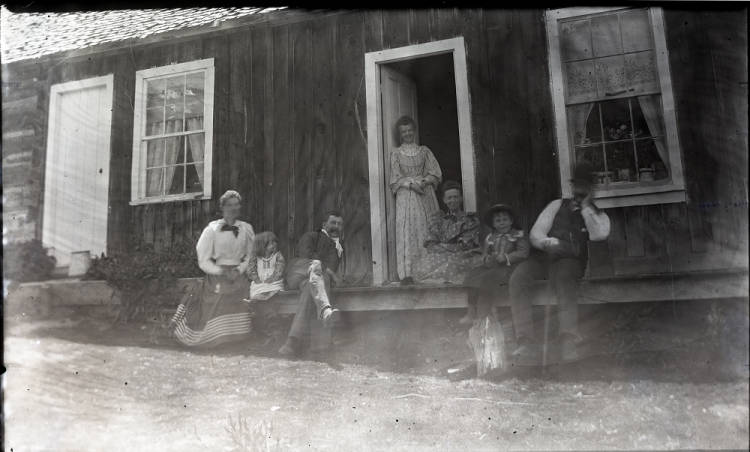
[546,8,685,207]
[131,59,214,204]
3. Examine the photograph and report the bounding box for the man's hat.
[483,203,515,227]
[571,162,596,186]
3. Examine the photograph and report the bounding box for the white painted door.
[43,75,114,267]
[380,65,418,281]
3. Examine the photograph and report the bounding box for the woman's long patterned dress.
[389,143,442,280]
[414,210,483,284]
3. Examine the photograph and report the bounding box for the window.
[130,58,214,204]
[546,8,686,208]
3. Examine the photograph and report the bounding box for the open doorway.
[385,54,462,194]
[365,37,476,285]
[380,54,461,282]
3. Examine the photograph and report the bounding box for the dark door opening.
[380,53,462,282]
[387,54,461,199]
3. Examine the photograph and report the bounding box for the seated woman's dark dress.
[171,219,255,347]
[413,209,483,284]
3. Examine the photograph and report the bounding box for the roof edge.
[2,7,350,66]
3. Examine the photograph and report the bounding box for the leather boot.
[512,336,541,367]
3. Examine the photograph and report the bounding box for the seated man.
[413,180,483,284]
[509,163,610,364]
[278,211,345,357]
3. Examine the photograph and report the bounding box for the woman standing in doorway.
[390,115,442,283]
[171,190,255,347]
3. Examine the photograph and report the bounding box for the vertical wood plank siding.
[3,9,747,284]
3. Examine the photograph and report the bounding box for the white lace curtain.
[567,103,595,149]
[637,96,668,165]
[562,10,668,172]
[146,117,204,196]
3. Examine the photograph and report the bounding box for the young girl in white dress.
[247,231,286,301]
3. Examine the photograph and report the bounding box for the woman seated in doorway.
[413,180,483,284]
[170,190,255,348]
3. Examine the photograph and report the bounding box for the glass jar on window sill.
[593,171,614,185]
[616,168,632,182]
[639,168,655,182]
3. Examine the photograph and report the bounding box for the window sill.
[129,193,211,206]
[593,180,683,197]
[594,188,686,209]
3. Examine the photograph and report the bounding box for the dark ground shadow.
[9,299,748,385]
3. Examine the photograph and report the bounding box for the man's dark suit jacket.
[296,230,342,273]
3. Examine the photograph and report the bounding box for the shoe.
[512,338,541,367]
[278,337,300,357]
[321,306,340,328]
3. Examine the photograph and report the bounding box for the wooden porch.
[270,269,749,314]
[7,268,748,315]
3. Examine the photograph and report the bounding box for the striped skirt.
[171,268,252,347]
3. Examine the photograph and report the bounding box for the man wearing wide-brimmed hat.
[508,163,611,365]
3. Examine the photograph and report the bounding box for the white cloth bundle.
[249,280,284,301]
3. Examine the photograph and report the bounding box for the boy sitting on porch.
[461,203,530,325]
[509,163,610,365]
[278,211,345,357]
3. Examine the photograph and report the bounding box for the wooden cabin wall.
[240,9,561,284]
[362,9,560,239]
[274,9,561,282]
[105,9,556,285]
[2,63,48,245]
[4,8,747,285]
[664,9,748,273]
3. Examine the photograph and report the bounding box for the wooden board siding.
[662,9,749,272]
[333,13,372,285]
[2,63,47,243]
[3,8,747,285]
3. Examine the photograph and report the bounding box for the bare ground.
[3,301,749,451]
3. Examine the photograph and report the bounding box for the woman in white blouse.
[171,190,255,347]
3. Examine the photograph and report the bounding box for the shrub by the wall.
[3,239,57,283]
[85,238,202,322]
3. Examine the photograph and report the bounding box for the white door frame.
[364,37,476,285]
[43,74,114,263]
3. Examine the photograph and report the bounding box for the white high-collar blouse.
[195,218,255,275]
